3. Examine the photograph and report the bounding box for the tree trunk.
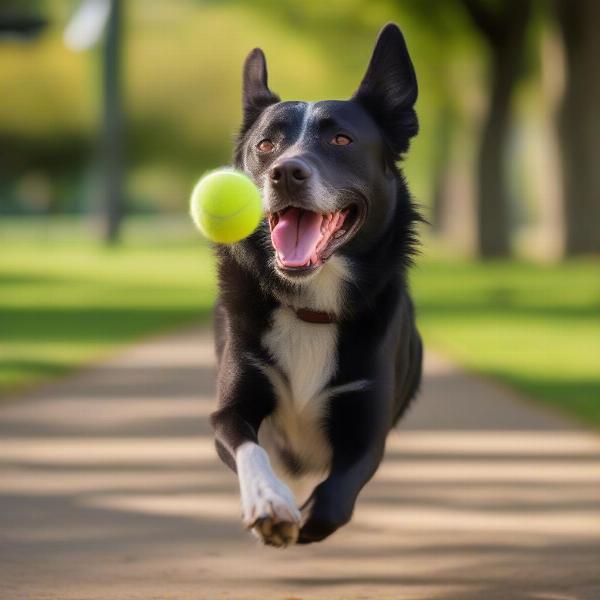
[462,0,531,258]
[476,49,514,257]
[430,104,453,234]
[102,0,124,244]
[556,0,600,256]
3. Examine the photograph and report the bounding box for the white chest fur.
[263,256,350,411]
[262,308,338,412]
[257,258,350,479]
[258,309,337,496]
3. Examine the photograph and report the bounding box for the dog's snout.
[269,158,312,190]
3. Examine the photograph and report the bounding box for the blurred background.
[1,0,598,424]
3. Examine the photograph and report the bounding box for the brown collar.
[289,306,337,324]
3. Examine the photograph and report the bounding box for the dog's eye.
[331,134,352,146]
[257,139,274,153]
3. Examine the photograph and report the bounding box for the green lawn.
[1,218,599,427]
[0,217,216,394]
[411,257,600,426]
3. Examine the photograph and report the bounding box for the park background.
[1,0,598,425]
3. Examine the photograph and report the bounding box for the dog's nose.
[269,158,312,189]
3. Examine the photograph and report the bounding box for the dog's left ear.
[352,23,418,156]
[241,48,280,133]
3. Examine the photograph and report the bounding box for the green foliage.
[412,254,600,426]
[0,0,475,213]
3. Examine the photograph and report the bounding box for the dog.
[210,22,423,547]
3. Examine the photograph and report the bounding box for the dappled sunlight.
[82,493,241,521]
[1,329,599,599]
[0,436,216,464]
[355,504,600,538]
[0,467,231,495]
[377,456,600,483]
[387,430,600,455]
[0,396,215,428]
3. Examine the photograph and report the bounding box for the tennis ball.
[190,169,263,244]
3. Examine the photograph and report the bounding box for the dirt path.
[1,326,599,599]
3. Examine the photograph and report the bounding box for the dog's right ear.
[241,48,280,132]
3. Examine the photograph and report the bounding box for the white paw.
[244,481,300,547]
[236,442,301,548]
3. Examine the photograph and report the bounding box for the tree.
[461,0,532,258]
[64,0,125,243]
[555,0,600,256]
[101,0,124,243]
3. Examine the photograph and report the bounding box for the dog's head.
[234,23,418,280]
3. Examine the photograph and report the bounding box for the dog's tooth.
[334,229,346,239]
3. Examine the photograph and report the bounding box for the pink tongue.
[271,207,324,267]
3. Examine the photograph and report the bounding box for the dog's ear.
[241,48,280,132]
[352,23,418,156]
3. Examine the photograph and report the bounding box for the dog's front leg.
[297,443,385,544]
[297,385,390,544]
[235,440,301,546]
[210,361,301,547]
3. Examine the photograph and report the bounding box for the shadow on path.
[0,326,598,600]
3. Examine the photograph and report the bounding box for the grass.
[410,256,600,426]
[0,217,216,395]
[1,217,599,427]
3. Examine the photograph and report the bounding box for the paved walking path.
[1,326,599,600]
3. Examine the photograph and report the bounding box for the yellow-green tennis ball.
[190,169,263,244]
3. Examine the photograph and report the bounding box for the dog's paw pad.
[251,515,299,548]
[242,489,301,547]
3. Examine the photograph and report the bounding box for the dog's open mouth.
[268,204,364,273]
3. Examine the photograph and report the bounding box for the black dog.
[210,23,422,547]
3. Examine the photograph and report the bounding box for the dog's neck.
[276,255,350,321]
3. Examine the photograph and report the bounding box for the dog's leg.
[297,444,385,544]
[236,441,301,546]
[211,356,301,547]
[212,412,301,547]
[297,386,390,544]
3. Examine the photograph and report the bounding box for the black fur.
[210,23,423,545]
